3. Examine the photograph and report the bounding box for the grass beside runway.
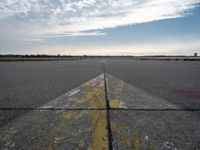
[0,57,81,62]
[1,55,200,61]
[111,56,200,61]
[134,56,200,61]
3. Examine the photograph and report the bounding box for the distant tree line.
[0,54,75,58]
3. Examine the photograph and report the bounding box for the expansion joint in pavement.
[103,63,113,150]
[0,108,199,111]
[0,108,106,110]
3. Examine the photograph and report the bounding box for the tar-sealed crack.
[103,62,113,150]
[0,108,199,111]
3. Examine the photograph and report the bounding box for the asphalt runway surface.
[0,59,200,149]
[106,59,200,109]
[0,60,103,126]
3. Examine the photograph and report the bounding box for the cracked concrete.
[0,73,199,150]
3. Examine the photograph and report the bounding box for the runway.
[0,59,199,149]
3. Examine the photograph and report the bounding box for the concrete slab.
[0,110,108,150]
[107,74,200,149]
[106,74,179,109]
[110,110,200,150]
[0,74,109,150]
[1,73,199,150]
[40,74,106,109]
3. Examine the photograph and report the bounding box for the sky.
[0,0,200,55]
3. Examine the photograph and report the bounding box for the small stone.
[160,142,178,150]
[103,137,107,141]
[10,143,15,148]
[145,135,149,141]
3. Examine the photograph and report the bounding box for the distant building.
[194,53,198,57]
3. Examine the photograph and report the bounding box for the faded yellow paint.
[82,82,106,108]
[130,134,141,150]
[44,111,84,150]
[89,110,108,150]
[111,123,119,133]
[110,99,120,108]
[114,80,124,93]
[63,111,76,119]
[79,139,85,148]
[82,80,109,150]
[121,134,141,150]
[2,77,109,150]
[45,80,108,150]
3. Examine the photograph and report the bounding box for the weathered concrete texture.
[40,74,106,109]
[106,74,178,109]
[0,60,103,126]
[106,59,200,110]
[0,73,199,150]
[0,110,108,150]
[110,110,200,150]
[107,74,200,149]
[0,74,109,150]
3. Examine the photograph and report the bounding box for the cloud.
[19,31,106,43]
[0,0,200,38]
[21,38,46,43]
[42,31,106,38]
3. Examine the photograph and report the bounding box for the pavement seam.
[0,108,105,110]
[0,108,200,111]
[103,62,113,150]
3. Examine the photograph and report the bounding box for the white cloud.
[42,31,106,38]
[0,0,199,38]
[22,38,46,43]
